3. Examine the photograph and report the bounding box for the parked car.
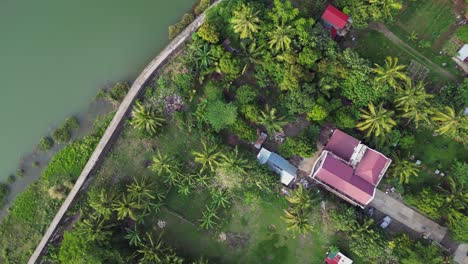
[380,216,392,229]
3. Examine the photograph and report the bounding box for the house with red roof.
[310,129,391,208]
[321,5,352,39]
[324,250,353,264]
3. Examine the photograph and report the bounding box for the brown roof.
[315,153,374,206]
[355,149,390,185]
[325,129,360,161]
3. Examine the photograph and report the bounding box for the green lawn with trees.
[0,0,466,263]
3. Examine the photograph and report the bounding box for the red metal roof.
[355,149,390,185]
[316,153,374,206]
[321,5,349,29]
[325,129,360,162]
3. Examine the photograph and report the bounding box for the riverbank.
[0,99,112,220]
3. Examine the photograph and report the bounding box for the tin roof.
[257,148,297,185]
[321,5,349,29]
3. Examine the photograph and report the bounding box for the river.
[0,0,198,180]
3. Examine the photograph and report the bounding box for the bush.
[7,175,15,184]
[205,81,223,101]
[52,127,71,144]
[206,100,238,132]
[334,108,359,129]
[399,134,416,150]
[64,116,79,131]
[108,82,129,102]
[219,53,242,81]
[169,13,194,40]
[194,0,211,15]
[16,168,24,178]
[307,104,328,121]
[173,72,195,96]
[0,183,9,207]
[236,85,258,105]
[38,136,54,151]
[456,25,468,43]
[197,22,219,43]
[230,119,257,142]
[279,136,316,158]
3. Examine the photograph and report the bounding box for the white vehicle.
[380,216,392,229]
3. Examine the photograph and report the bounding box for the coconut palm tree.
[442,176,468,213]
[432,106,468,137]
[258,105,288,135]
[211,189,231,209]
[113,194,140,221]
[130,101,165,136]
[192,141,223,172]
[221,146,252,175]
[391,155,419,184]
[282,208,314,237]
[394,80,434,128]
[356,103,397,138]
[231,4,261,39]
[76,214,114,245]
[149,150,180,178]
[137,233,167,263]
[199,205,219,229]
[268,24,293,53]
[88,188,116,220]
[285,185,319,211]
[372,56,410,90]
[125,225,142,247]
[240,40,265,73]
[127,176,155,206]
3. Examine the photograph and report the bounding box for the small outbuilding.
[257,148,297,186]
[321,5,352,38]
[324,251,353,264]
[457,44,468,63]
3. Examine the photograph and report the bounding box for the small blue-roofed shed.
[257,148,297,185]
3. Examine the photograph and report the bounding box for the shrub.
[230,119,257,142]
[169,13,194,40]
[307,104,328,121]
[38,137,54,151]
[64,116,79,131]
[205,81,223,101]
[108,82,129,102]
[43,135,99,187]
[197,22,219,43]
[16,168,24,178]
[7,175,15,184]
[240,105,260,123]
[206,100,238,132]
[52,127,71,144]
[173,72,195,96]
[279,136,316,158]
[0,183,9,207]
[399,134,416,150]
[219,53,242,81]
[334,108,359,129]
[236,85,258,105]
[456,25,468,43]
[194,0,211,15]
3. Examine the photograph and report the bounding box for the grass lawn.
[387,0,460,77]
[355,30,455,84]
[151,189,334,263]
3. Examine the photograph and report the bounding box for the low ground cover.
[387,0,460,76]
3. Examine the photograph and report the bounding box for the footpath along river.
[0,0,197,180]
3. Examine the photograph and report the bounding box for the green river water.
[0,0,197,180]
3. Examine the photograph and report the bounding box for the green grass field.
[151,190,333,264]
[355,30,451,83]
[388,0,460,77]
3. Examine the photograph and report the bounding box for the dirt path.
[368,22,457,81]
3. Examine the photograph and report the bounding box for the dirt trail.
[368,22,457,81]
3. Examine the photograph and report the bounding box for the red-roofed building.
[310,129,391,208]
[321,5,352,38]
[324,251,353,264]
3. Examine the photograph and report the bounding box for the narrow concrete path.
[368,22,457,81]
[27,1,222,263]
[371,190,468,264]
[370,189,448,242]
